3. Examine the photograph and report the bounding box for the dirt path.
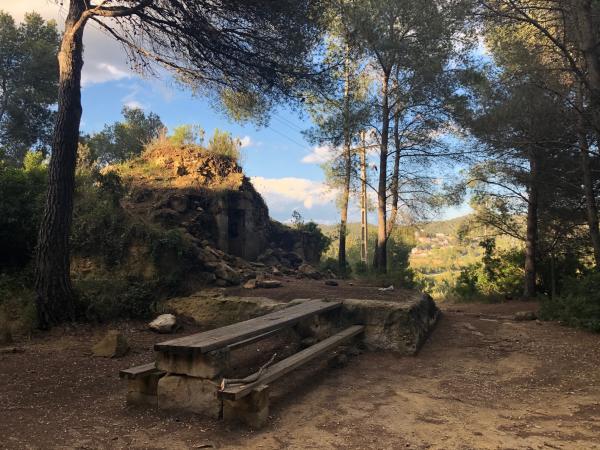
[1,301,599,449]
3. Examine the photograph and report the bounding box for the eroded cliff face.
[95,144,324,288]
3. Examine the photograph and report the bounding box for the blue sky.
[6,0,471,224]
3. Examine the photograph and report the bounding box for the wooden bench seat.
[119,362,163,379]
[219,325,365,401]
[120,362,166,406]
[155,299,342,355]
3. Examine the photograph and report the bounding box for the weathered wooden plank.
[155,299,341,355]
[227,328,283,351]
[219,325,365,401]
[119,362,160,379]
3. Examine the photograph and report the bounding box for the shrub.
[354,260,368,275]
[0,151,47,268]
[207,129,241,161]
[319,257,351,278]
[539,272,600,332]
[75,277,158,322]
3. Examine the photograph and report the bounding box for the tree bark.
[374,70,390,273]
[359,131,368,265]
[338,45,352,275]
[576,86,600,268]
[34,1,87,328]
[387,108,401,237]
[524,149,538,298]
[574,0,600,133]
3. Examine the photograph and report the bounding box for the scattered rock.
[148,314,178,334]
[325,280,338,286]
[378,285,394,292]
[212,262,241,285]
[92,330,129,358]
[298,263,322,280]
[256,280,282,289]
[514,311,537,321]
[243,279,257,289]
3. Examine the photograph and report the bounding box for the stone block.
[341,294,439,354]
[223,385,270,428]
[125,371,164,407]
[157,374,221,418]
[156,348,230,379]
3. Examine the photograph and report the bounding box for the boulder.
[243,279,257,289]
[148,314,178,333]
[92,330,129,358]
[340,294,439,354]
[325,280,338,286]
[212,262,241,285]
[256,280,282,289]
[298,263,322,280]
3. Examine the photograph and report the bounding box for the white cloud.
[83,62,132,86]
[4,1,135,87]
[239,136,253,148]
[123,100,144,110]
[250,177,337,211]
[301,145,336,164]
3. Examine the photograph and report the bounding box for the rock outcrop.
[109,145,327,287]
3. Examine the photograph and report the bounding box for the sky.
[3,0,471,224]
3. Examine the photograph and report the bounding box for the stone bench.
[119,362,165,406]
[121,299,364,427]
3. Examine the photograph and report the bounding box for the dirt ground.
[225,277,423,303]
[1,298,600,449]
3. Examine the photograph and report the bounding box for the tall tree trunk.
[575,0,600,133]
[338,45,352,276]
[524,149,539,298]
[34,1,87,328]
[576,86,600,268]
[374,70,390,273]
[359,131,368,265]
[387,108,401,237]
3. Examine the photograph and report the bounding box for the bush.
[539,272,600,332]
[319,257,351,278]
[354,260,368,275]
[207,129,241,161]
[0,271,38,333]
[451,239,523,301]
[75,277,158,322]
[0,151,47,268]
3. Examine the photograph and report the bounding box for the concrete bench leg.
[126,371,164,406]
[222,385,270,429]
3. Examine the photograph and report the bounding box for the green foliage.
[169,124,205,147]
[452,241,524,301]
[319,257,351,278]
[207,129,241,161]
[0,11,60,164]
[540,273,600,333]
[0,151,47,267]
[75,277,157,322]
[84,106,165,165]
[299,221,332,259]
[71,170,132,267]
[0,272,37,333]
